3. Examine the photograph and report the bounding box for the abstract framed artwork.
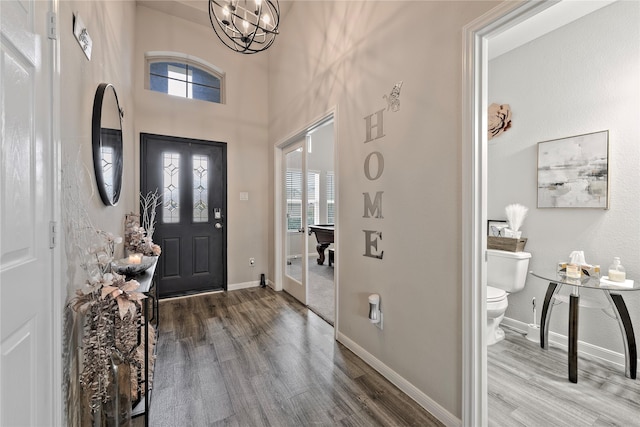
[537,130,609,209]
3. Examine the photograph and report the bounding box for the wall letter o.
[364,151,384,181]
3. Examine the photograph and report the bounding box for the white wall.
[58,1,138,423]
[60,0,137,291]
[134,5,270,287]
[268,1,499,420]
[489,1,640,354]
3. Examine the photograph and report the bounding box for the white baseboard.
[227,280,260,291]
[227,279,275,292]
[501,317,635,369]
[336,332,461,427]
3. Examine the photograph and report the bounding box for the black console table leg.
[540,282,561,349]
[569,294,579,383]
[605,291,637,379]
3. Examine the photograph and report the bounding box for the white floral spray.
[505,204,528,238]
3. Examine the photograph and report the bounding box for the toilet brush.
[532,297,537,327]
[526,297,540,343]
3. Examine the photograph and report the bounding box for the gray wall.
[268,1,499,419]
[59,1,137,423]
[488,1,640,354]
[134,5,270,287]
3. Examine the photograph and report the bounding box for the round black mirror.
[92,83,124,206]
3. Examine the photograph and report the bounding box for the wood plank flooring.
[488,327,640,426]
[140,288,443,426]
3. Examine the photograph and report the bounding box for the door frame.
[462,1,558,425]
[274,109,338,333]
[140,132,228,296]
[51,0,63,423]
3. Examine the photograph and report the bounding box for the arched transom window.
[145,52,225,104]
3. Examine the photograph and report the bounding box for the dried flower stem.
[140,190,162,240]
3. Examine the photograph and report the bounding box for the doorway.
[141,133,227,298]
[279,117,336,325]
[463,1,624,424]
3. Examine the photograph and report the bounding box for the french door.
[282,140,309,303]
[141,133,227,298]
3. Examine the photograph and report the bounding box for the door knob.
[215,223,223,229]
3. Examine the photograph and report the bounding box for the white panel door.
[1,0,54,425]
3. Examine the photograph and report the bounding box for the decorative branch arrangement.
[140,190,162,241]
[63,164,159,419]
[125,191,162,257]
[69,271,146,409]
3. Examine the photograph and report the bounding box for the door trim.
[274,108,338,335]
[462,1,558,425]
[50,0,63,424]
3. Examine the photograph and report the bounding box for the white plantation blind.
[326,172,335,224]
[308,171,320,226]
[286,170,302,231]
[286,170,320,230]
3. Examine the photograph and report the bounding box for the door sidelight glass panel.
[192,154,209,223]
[162,152,180,224]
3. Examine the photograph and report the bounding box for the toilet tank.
[487,249,531,293]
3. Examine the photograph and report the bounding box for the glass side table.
[529,271,640,383]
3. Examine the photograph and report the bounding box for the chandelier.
[209,0,280,54]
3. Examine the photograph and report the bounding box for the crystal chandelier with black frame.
[209,0,280,54]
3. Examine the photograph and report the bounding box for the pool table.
[308,224,334,265]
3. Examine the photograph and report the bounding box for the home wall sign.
[362,81,403,260]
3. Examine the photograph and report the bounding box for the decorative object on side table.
[68,229,152,422]
[125,191,162,258]
[112,255,157,277]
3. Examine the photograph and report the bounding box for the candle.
[128,253,142,264]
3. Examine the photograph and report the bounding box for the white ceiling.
[137,0,617,61]
[137,0,211,27]
[137,0,294,28]
[489,0,617,60]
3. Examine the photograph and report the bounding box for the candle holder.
[112,255,155,276]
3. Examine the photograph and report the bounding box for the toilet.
[486,249,532,345]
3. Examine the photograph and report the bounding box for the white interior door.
[282,140,308,304]
[1,0,55,425]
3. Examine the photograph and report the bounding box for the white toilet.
[486,249,532,345]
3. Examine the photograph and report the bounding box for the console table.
[131,259,159,426]
[530,271,640,383]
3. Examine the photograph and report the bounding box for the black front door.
[141,133,227,298]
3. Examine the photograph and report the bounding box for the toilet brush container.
[526,323,540,343]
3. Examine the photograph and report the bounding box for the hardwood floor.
[488,327,640,426]
[140,287,443,426]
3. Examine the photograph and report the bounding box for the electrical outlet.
[249,258,255,266]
